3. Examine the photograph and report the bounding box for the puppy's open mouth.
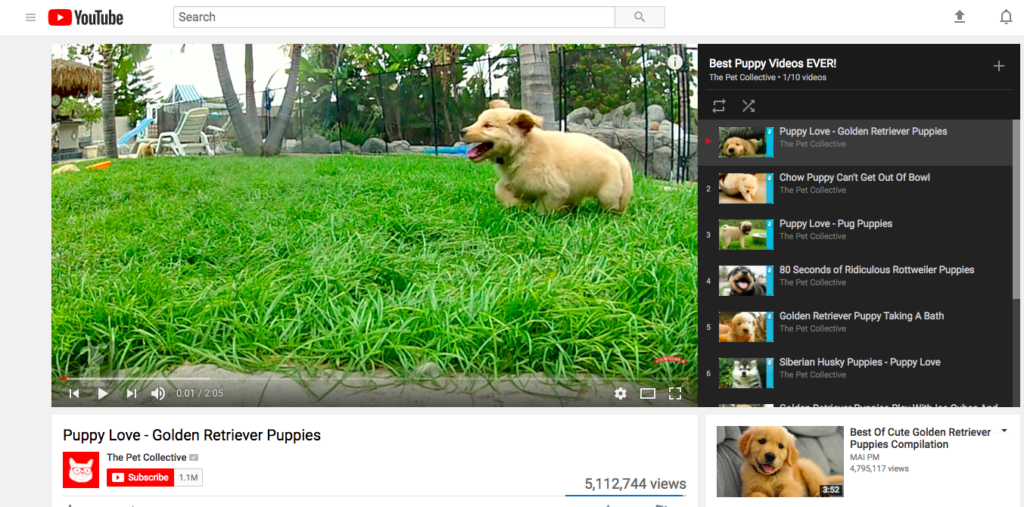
[756,462,775,475]
[467,142,494,161]
[735,280,750,290]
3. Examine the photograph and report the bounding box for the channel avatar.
[63,451,99,488]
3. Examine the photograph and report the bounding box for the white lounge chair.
[156,107,213,156]
[205,118,234,154]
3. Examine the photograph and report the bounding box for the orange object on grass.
[85,161,111,170]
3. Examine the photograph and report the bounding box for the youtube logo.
[48,9,72,26]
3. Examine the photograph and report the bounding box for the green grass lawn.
[52,155,698,395]
[718,229,767,250]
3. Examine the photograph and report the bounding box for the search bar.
[173,6,665,28]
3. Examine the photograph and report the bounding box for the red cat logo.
[63,452,99,488]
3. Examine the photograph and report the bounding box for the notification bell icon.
[1001,9,1012,24]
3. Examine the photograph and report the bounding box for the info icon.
[667,54,684,70]
[63,451,99,488]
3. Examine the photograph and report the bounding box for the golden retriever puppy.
[719,173,759,203]
[489,99,511,109]
[721,221,754,249]
[136,142,156,158]
[51,164,80,175]
[722,137,759,157]
[725,312,758,342]
[739,426,843,497]
[461,108,633,214]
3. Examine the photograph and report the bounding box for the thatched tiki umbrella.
[51,59,101,100]
[51,59,101,153]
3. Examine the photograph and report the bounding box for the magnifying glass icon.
[634,11,645,22]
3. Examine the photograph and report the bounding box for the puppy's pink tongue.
[737,282,749,289]
[761,465,773,474]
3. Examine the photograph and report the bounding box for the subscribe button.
[107,468,174,487]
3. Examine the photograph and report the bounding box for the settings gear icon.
[614,387,628,400]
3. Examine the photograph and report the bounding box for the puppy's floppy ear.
[738,427,755,457]
[784,432,799,468]
[513,110,542,132]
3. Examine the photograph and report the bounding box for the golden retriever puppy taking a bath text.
[462,107,633,214]
[739,426,843,497]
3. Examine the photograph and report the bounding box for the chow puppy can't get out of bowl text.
[461,108,634,214]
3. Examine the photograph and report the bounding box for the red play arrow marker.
[705,137,711,145]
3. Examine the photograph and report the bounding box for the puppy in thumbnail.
[720,265,770,296]
[720,358,765,388]
[720,173,770,204]
[719,127,769,158]
[719,312,767,342]
[716,426,845,497]
[719,219,767,250]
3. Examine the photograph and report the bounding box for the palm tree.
[212,44,304,156]
[518,44,556,130]
[183,44,260,141]
[212,45,262,155]
[430,44,463,143]
[244,44,260,138]
[99,44,150,158]
[263,44,303,155]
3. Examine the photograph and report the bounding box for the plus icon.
[994,60,1006,71]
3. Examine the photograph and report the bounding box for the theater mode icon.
[48,9,72,26]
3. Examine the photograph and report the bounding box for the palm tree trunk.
[263,44,304,155]
[212,44,262,156]
[244,44,260,140]
[518,44,556,130]
[101,46,118,158]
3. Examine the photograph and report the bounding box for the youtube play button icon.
[49,9,72,26]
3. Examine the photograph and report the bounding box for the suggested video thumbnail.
[719,173,774,204]
[720,265,773,296]
[719,219,773,250]
[717,426,844,497]
[719,311,772,342]
[719,127,773,158]
[719,358,772,389]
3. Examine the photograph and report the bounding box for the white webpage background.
[0,0,1022,503]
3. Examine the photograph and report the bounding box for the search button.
[615,6,664,28]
